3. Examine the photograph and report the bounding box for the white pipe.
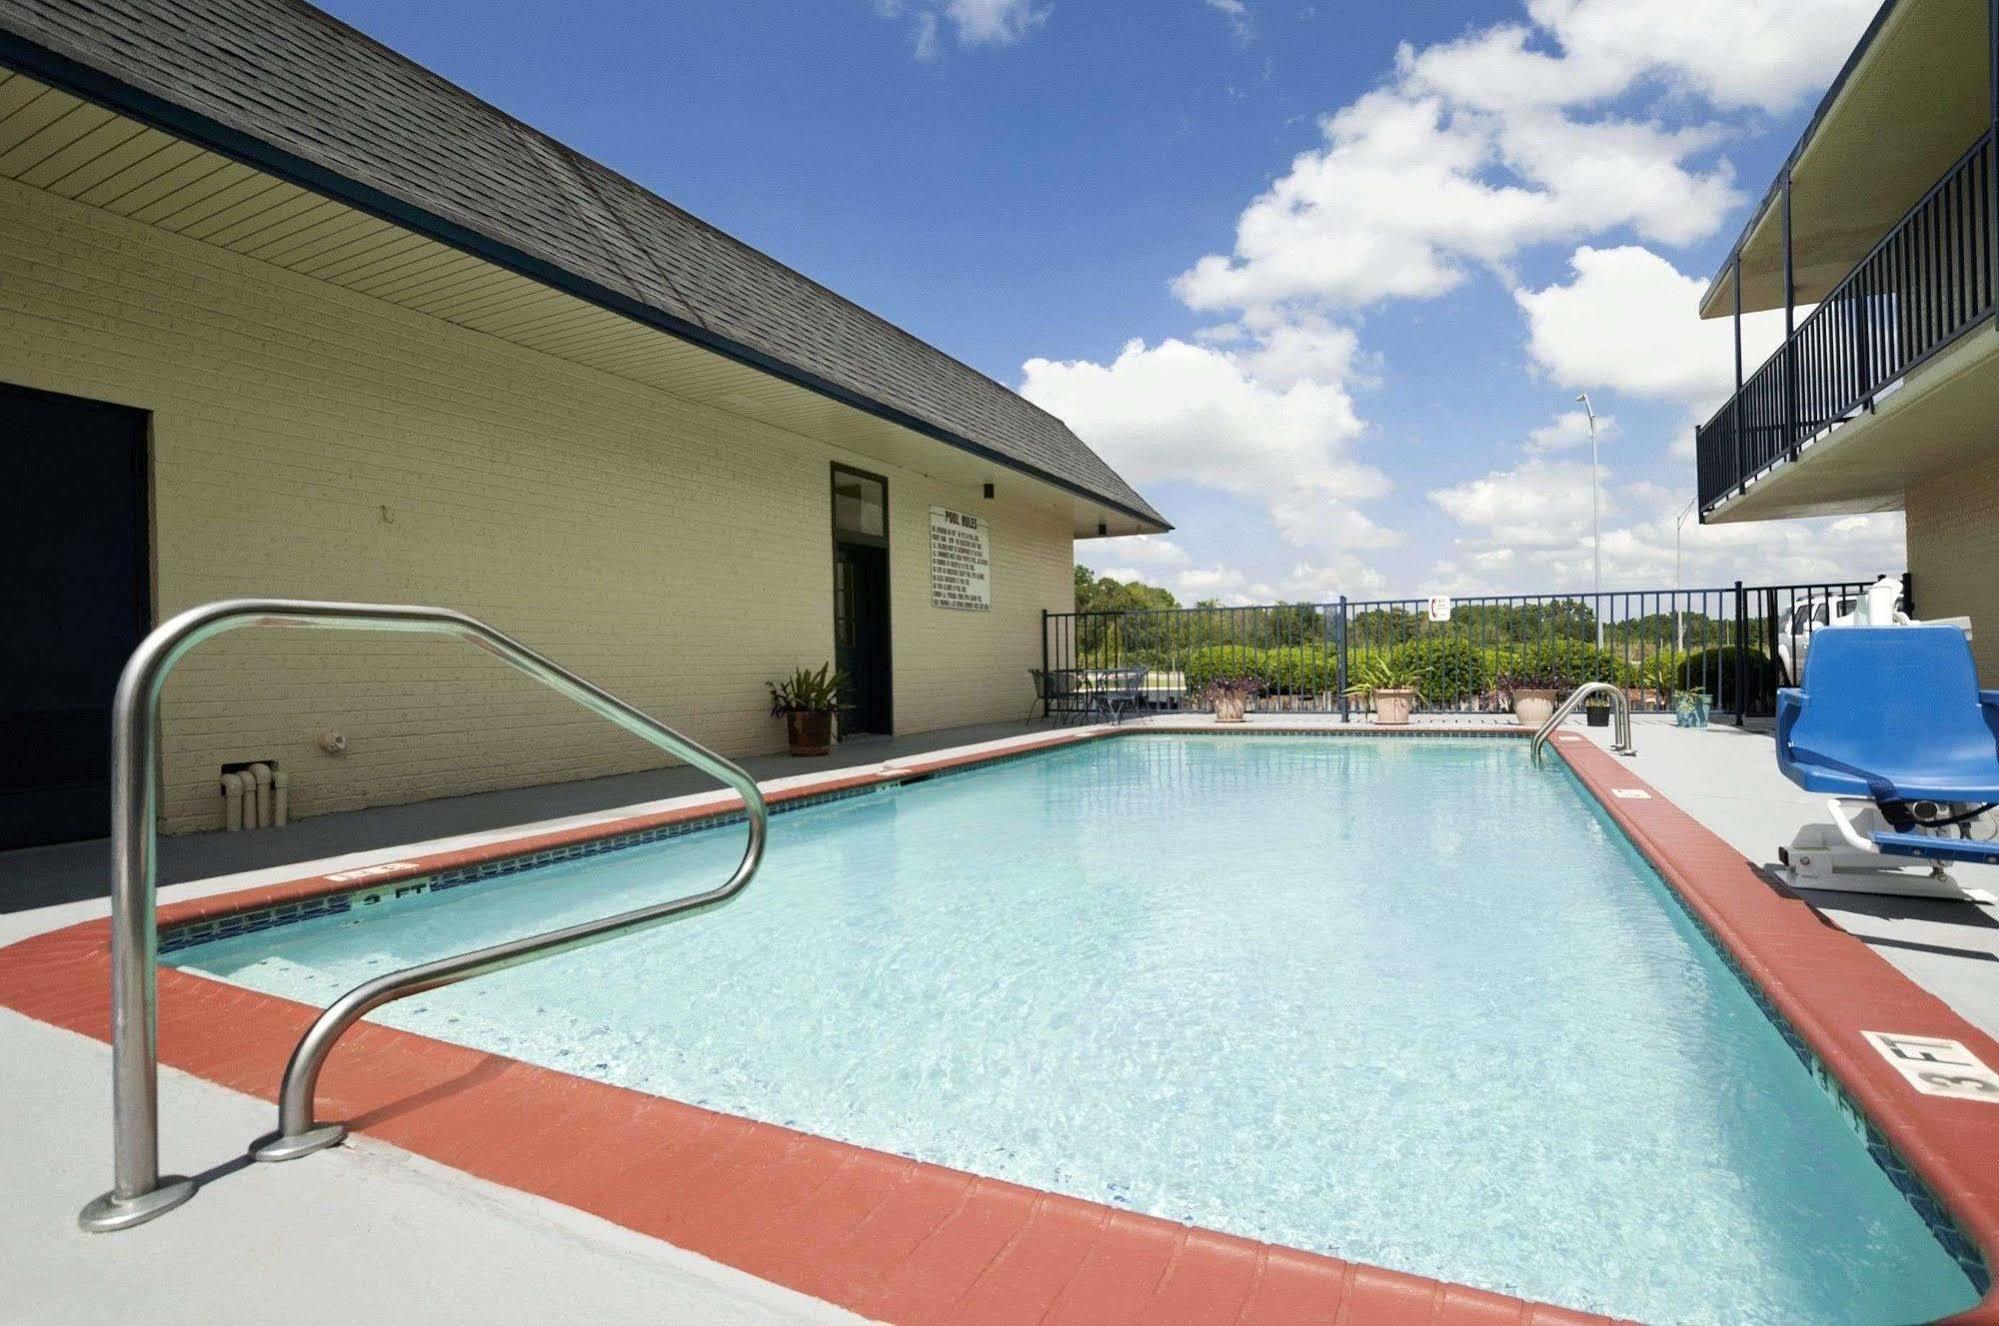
[271,769,289,827]
[219,772,245,832]
[248,762,273,829]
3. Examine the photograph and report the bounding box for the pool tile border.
[1550,738,1999,1322]
[7,723,1999,1322]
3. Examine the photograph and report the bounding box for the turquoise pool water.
[172,736,1979,1324]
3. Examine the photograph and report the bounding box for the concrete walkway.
[0,1006,865,1326]
[1578,715,1999,1041]
[0,719,1051,913]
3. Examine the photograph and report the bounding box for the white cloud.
[874,0,1047,57]
[1527,408,1615,454]
[1430,458,1612,549]
[946,0,1049,45]
[1173,0,1877,320]
[1088,535,1192,575]
[1204,0,1254,43]
[1399,0,1876,115]
[1020,334,1396,560]
[1516,245,1793,413]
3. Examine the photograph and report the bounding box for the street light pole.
[1673,496,1697,653]
[1576,393,1602,647]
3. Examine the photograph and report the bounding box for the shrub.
[1266,647,1339,696]
[1675,645,1775,710]
[1500,640,1630,695]
[1183,645,1274,695]
[1389,637,1491,705]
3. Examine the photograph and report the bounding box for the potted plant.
[1197,673,1262,723]
[1674,687,1712,729]
[1343,652,1425,726]
[767,663,847,756]
[1498,668,1559,728]
[1584,692,1613,727]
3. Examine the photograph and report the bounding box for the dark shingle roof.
[0,0,1167,530]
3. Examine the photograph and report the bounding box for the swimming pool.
[169,735,1979,1325]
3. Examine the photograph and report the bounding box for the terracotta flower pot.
[785,709,833,756]
[1373,687,1417,726]
[1213,693,1248,723]
[1512,689,1557,727]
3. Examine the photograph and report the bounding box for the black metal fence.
[1697,131,1995,513]
[1041,577,1899,723]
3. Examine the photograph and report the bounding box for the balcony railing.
[1696,131,1997,514]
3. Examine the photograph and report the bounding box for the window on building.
[832,471,886,540]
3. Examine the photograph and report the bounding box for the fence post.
[1336,596,1350,724]
[1039,608,1050,720]
[1732,580,1748,727]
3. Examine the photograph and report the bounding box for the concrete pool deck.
[3,713,1998,1324]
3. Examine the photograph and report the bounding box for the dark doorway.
[831,466,892,736]
[0,382,151,850]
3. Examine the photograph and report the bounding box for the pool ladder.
[1529,681,1635,766]
[79,599,769,1232]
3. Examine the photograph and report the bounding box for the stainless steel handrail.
[79,599,768,1232]
[1529,681,1634,765]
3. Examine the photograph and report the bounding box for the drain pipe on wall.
[219,772,246,831]
[248,762,273,829]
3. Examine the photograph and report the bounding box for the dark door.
[0,383,150,849]
[834,542,891,735]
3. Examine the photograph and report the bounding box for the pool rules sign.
[929,506,991,611]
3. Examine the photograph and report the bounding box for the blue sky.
[319,0,1901,602]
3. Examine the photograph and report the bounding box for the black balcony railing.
[1696,131,1997,514]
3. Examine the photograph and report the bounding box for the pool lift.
[1775,584,1999,902]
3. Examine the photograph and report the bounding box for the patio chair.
[1776,624,1999,900]
[1031,669,1090,725]
[1092,666,1150,725]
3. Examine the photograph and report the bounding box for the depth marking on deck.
[1610,788,1651,800]
[326,861,420,883]
[1556,734,1583,742]
[1863,1031,1999,1102]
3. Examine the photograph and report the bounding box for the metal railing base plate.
[78,1177,196,1233]
[250,1124,346,1163]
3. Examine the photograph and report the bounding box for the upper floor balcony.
[1694,0,1999,524]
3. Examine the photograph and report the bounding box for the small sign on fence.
[1426,595,1452,623]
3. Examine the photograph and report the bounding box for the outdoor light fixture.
[983,482,995,499]
[1097,521,1108,537]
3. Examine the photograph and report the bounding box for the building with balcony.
[1695,0,1999,681]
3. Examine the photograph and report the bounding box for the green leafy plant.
[1342,650,1426,699]
[1502,640,1630,695]
[767,663,846,716]
[1195,673,1265,707]
[1674,646,1773,711]
[1390,638,1491,705]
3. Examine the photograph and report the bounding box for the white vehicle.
[1776,580,1904,686]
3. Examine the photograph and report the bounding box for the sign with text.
[1427,595,1452,623]
[1864,1031,1999,1102]
[929,506,991,611]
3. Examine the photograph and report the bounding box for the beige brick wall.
[1,177,1072,833]
[1906,451,1999,686]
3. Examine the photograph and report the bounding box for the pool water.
[173,736,1980,1324]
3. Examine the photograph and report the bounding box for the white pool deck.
[3,712,1996,1324]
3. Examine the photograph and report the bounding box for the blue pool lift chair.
[1776,624,1999,900]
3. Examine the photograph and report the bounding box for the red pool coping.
[3,724,1995,1323]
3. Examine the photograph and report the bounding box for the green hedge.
[1675,645,1775,710]
[1499,639,1632,691]
[1184,638,1491,702]
[1387,637,1491,704]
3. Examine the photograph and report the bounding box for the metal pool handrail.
[79,599,768,1232]
[1530,681,1634,765]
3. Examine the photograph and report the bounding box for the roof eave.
[0,27,1169,534]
